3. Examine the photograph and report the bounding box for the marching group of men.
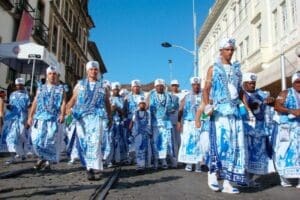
[0,37,299,194]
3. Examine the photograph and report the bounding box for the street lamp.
[161,0,198,77]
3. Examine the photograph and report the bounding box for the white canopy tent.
[0,41,60,95]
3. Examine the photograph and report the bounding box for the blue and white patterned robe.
[132,110,151,168]
[31,84,64,162]
[149,90,175,160]
[109,95,127,163]
[170,93,180,158]
[209,60,248,185]
[1,90,30,155]
[178,92,204,164]
[71,79,106,170]
[274,88,300,178]
[244,89,273,175]
[125,92,145,154]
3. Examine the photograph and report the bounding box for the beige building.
[0,0,106,92]
[197,0,300,95]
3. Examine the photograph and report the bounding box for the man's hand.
[195,119,201,129]
[176,122,183,133]
[27,117,33,127]
[58,114,65,124]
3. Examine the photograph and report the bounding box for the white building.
[197,0,300,95]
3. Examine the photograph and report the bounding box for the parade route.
[1,156,299,200]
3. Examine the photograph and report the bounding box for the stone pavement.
[107,166,300,200]
[0,155,299,200]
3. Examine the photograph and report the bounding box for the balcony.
[32,17,49,46]
[0,0,14,10]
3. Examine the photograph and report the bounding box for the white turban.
[111,82,121,90]
[103,80,111,89]
[86,61,99,71]
[15,78,25,85]
[170,80,179,85]
[154,79,165,86]
[131,79,141,87]
[219,38,236,49]
[46,65,59,74]
[190,77,201,84]
[137,96,146,104]
[292,72,300,83]
[242,72,257,83]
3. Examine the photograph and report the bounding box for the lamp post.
[161,0,198,77]
[168,59,173,82]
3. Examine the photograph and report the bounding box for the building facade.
[197,0,300,95]
[0,0,106,92]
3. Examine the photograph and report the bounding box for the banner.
[16,10,34,41]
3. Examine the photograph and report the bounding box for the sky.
[89,0,215,90]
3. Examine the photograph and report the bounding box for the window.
[239,42,243,60]
[51,24,58,54]
[61,37,66,63]
[272,10,278,41]
[257,24,262,47]
[290,0,297,25]
[55,0,60,9]
[66,43,70,65]
[245,36,249,56]
[64,1,69,22]
[281,1,288,32]
[238,0,244,20]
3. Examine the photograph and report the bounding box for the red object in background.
[0,91,6,98]
[16,10,34,41]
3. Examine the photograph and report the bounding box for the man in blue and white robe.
[1,78,30,164]
[147,79,176,169]
[274,72,300,188]
[202,38,248,194]
[109,82,127,164]
[66,61,111,180]
[178,77,205,172]
[242,72,276,186]
[129,96,151,170]
[169,80,181,162]
[27,66,66,170]
[124,80,145,163]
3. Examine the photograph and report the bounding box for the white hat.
[86,61,99,71]
[292,72,300,83]
[46,65,59,74]
[120,88,129,96]
[103,80,111,89]
[170,80,179,85]
[219,38,236,49]
[154,79,165,86]
[242,72,257,83]
[131,79,141,87]
[15,78,25,85]
[111,82,121,90]
[190,77,201,84]
[137,96,146,104]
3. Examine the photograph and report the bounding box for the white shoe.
[280,177,292,187]
[195,163,202,173]
[208,172,221,191]
[222,180,239,194]
[185,164,193,172]
[296,179,300,189]
[5,158,16,165]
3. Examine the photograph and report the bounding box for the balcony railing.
[32,17,49,46]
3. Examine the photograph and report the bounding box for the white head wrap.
[170,80,179,85]
[292,72,300,83]
[15,78,25,85]
[137,96,146,104]
[131,79,141,87]
[242,72,257,83]
[219,38,236,49]
[86,61,99,71]
[154,79,165,86]
[111,82,121,90]
[120,89,129,97]
[46,65,59,74]
[190,77,201,84]
[103,80,111,89]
